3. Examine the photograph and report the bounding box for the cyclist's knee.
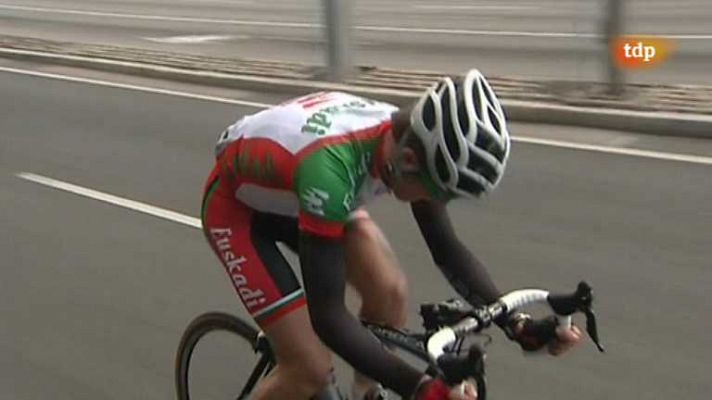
[346,212,378,239]
[370,271,408,312]
[345,214,395,258]
[388,273,408,308]
[345,216,408,323]
[262,308,334,396]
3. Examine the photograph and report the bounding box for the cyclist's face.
[392,174,431,202]
[391,147,432,202]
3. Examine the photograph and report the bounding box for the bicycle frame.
[365,323,488,399]
[236,333,346,400]
[235,324,481,400]
[236,334,274,400]
[366,324,428,360]
[185,281,602,400]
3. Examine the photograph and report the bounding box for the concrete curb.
[0,48,419,103]
[2,47,711,139]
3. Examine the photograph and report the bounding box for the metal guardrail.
[323,0,628,93]
[604,0,626,95]
[323,0,352,82]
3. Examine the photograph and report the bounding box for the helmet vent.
[441,90,460,160]
[456,173,485,195]
[482,80,496,106]
[457,102,470,136]
[434,150,450,183]
[475,128,506,163]
[471,83,483,120]
[491,141,506,163]
[468,151,498,184]
[423,96,436,131]
[475,128,490,149]
[487,107,502,134]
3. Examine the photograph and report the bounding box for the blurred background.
[1,0,711,83]
[1,1,710,400]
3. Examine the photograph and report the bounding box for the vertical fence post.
[604,0,625,95]
[322,0,353,82]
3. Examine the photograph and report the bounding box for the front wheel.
[175,312,265,400]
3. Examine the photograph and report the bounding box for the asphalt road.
[1,0,711,84]
[1,63,711,399]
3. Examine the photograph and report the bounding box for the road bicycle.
[175,281,604,400]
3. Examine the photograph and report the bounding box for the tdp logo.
[613,36,674,70]
[624,42,656,62]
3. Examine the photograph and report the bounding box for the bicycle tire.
[175,312,262,400]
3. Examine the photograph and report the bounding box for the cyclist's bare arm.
[411,200,502,307]
[299,232,425,398]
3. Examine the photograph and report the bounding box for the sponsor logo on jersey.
[234,146,281,185]
[342,192,354,211]
[302,187,330,216]
[301,99,375,136]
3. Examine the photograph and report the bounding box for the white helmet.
[408,69,511,198]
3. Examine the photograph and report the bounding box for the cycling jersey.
[201,91,399,326]
[210,91,398,239]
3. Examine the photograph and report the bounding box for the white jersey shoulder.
[215,92,398,156]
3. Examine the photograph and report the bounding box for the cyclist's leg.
[344,209,408,328]
[249,213,337,399]
[343,209,409,398]
[253,308,334,400]
[201,173,333,399]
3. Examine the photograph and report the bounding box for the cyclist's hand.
[414,378,477,400]
[510,314,583,355]
[548,324,583,356]
[449,381,477,400]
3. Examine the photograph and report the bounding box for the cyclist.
[200,69,583,400]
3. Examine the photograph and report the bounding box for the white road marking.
[413,5,539,11]
[0,4,315,28]
[0,66,272,108]
[514,136,712,165]
[2,4,712,40]
[1,65,710,166]
[142,34,239,44]
[358,25,598,39]
[16,172,202,229]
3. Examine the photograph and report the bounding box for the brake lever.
[584,308,605,353]
[437,345,488,399]
[576,282,605,353]
[548,281,605,353]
